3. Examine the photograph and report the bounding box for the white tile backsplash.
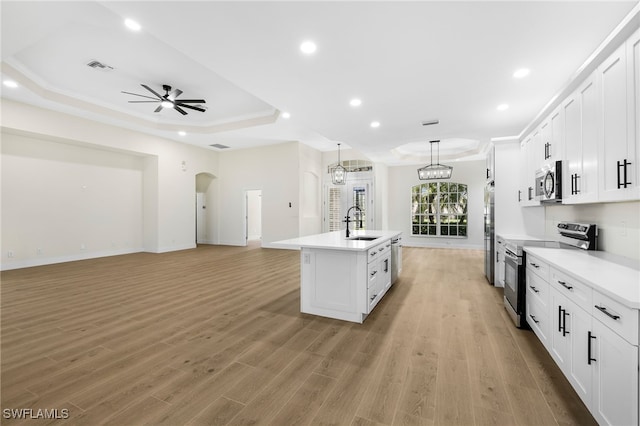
[545,201,640,261]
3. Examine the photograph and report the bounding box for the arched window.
[411,182,468,237]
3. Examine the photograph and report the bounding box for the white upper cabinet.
[519,135,539,206]
[598,28,640,202]
[542,105,564,166]
[563,74,599,204]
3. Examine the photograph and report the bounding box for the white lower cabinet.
[527,262,639,425]
[591,319,639,426]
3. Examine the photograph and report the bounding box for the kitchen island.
[274,230,402,323]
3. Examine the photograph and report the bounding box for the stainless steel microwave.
[535,161,562,203]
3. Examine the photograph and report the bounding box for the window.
[411,182,468,237]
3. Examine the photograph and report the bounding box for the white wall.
[1,100,220,269]
[299,143,323,237]
[1,132,144,268]
[217,141,302,247]
[246,189,262,240]
[388,160,486,249]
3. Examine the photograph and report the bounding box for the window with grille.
[328,187,342,231]
[411,182,468,237]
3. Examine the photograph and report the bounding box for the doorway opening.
[245,189,262,246]
[195,172,216,245]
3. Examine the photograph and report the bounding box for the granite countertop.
[273,230,402,251]
[524,246,640,309]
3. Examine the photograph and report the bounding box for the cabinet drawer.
[367,262,379,289]
[526,271,550,309]
[526,253,549,281]
[592,290,639,345]
[526,295,550,348]
[550,267,592,313]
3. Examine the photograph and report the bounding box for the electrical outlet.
[37,248,43,255]
[7,250,14,258]
[621,221,627,237]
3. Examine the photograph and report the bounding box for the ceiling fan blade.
[141,84,163,99]
[174,105,188,115]
[175,99,206,103]
[154,105,163,113]
[177,103,206,112]
[168,89,182,101]
[121,91,159,100]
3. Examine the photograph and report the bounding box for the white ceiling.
[1,1,637,165]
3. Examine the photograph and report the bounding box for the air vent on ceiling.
[210,143,230,149]
[86,60,114,71]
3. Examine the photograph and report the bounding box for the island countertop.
[273,230,402,251]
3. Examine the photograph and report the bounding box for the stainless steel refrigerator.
[484,181,494,284]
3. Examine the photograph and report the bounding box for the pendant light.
[417,140,453,180]
[332,143,347,185]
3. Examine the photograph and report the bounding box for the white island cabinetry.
[275,230,401,323]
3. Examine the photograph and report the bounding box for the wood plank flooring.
[1,245,597,425]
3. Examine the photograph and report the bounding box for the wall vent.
[86,60,114,71]
[210,143,230,149]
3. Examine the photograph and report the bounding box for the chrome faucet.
[344,205,363,238]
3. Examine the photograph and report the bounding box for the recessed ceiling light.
[513,68,530,79]
[124,18,141,32]
[497,103,509,111]
[281,112,291,119]
[3,80,18,88]
[370,121,380,128]
[178,131,186,136]
[349,98,362,107]
[300,40,317,55]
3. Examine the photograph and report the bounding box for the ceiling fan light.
[161,100,173,108]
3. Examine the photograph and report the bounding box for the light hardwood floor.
[1,245,596,426]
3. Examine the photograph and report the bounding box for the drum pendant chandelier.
[417,140,453,180]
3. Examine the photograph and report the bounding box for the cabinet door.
[567,301,593,407]
[563,76,599,204]
[598,42,636,201]
[549,106,563,164]
[591,319,639,426]
[629,29,640,199]
[550,288,570,369]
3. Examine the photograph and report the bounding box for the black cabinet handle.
[529,262,540,269]
[558,280,573,291]
[558,305,563,333]
[544,142,551,160]
[370,294,377,301]
[594,305,620,320]
[617,159,632,189]
[562,310,570,336]
[528,186,533,200]
[588,331,597,365]
[486,168,490,179]
[529,314,539,324]
[529,285,539,293]
[574,174,581,194]
[370,271,377,277]
[384,259,389,273]
[518,190,522,202]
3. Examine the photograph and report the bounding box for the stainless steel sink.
[348,236,379,241]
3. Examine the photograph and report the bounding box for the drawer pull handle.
[370,252,376,257]
[370,271,377,277]
[529,285,539,293]
[530,262,540,268]
[529,314,539,324]
[379,248,384,252]
[594,305,620,321]
[558,280,573,291]
[370,294,377,301]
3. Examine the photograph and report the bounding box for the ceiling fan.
[122,84,206,115]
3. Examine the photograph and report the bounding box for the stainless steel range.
[503,222,598,328]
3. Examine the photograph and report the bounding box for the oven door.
[503,249,525,327]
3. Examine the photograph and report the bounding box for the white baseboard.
[0,247,144,271]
